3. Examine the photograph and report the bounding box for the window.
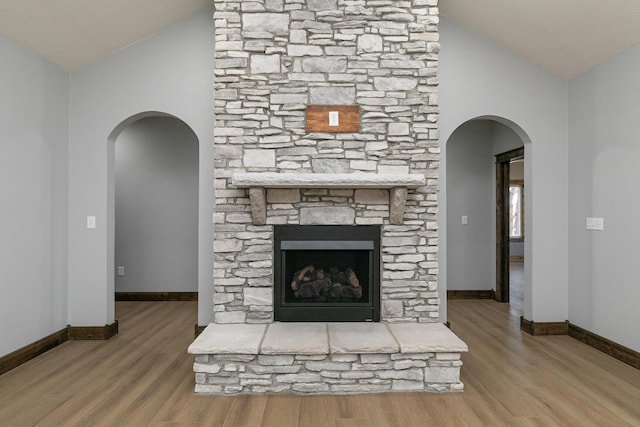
[509,182,524,239]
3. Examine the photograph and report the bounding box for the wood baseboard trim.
[0,328,68,376]
[1,320,119,375]
[447,290,495,300]
[520,316,534,335]
[569,323,640,370]
[68,320,119,341]
[194,324,207,338]
[520,316,569,336]
[116,292,198,301]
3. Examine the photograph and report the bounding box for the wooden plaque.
[306,105,360,133]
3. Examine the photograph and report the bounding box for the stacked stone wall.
[213,0,440,323]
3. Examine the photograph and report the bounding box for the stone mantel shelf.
[231,173,426,225]
[232,173,425,189]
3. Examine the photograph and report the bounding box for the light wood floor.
[1,299,639,426]
[509,261,524,314]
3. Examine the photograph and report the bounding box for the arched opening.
[115,116,198,296]
[106,112,200,326]
[445,116,530,317]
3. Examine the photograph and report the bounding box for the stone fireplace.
[212,0,441,325]
[188,0,467,395]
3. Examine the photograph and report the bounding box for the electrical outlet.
[461,215,468,225]
[117,266,125,277]
[87,215,96,229]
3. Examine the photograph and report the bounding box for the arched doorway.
[106,112,201,328]
[444,116,529,315]
[114,116,198,298]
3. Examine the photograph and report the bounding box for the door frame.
[495,147,524,302]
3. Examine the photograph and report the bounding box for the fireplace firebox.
[274,225,381,322]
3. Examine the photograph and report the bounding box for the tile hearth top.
[188,322,468,356]
[261,322,328,355]
[188,323,266,354]
[388,323,468,353]
[328,323,399,354]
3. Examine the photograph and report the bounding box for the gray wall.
[446,121,523,292]
[446,121,495,291]
[569,43,640,351]
[0,34,69,356]
[68,11,214,326]
[441,16,638,352]
[115,117,198,293]
[439,17,569,323]
[0,10,212,357]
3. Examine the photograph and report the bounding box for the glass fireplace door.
[274,226,380,322]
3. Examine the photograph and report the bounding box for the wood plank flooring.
[509,261,524,314]
[0,299,639,426]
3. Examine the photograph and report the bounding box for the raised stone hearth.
[189,322,467,394]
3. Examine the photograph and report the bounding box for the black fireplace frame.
[274,225,381,322]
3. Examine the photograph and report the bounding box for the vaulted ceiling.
[0,0,210,71]
[1,0,640,78]
[440,0,640,78]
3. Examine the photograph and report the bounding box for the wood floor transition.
[0,298,638,426]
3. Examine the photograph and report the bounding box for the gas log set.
[290,265,363,301]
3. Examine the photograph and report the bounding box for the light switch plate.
[461,215,468,225]
[328,111,339,126]
[87,215,96,229]
[117,266,125,277]
[586,217,604,231]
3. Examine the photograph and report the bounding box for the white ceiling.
[0,1,640,78]
[0,0,211,71]
[440,0,640,79]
